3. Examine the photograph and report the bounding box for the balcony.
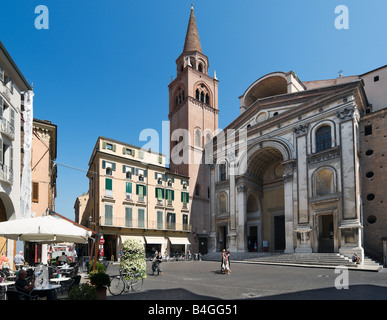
[0,85,12,103]
[0,164,13,184]
[0,117,14,139]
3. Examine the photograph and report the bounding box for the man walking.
[14,251,25,270]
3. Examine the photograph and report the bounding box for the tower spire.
[183,4,202,54]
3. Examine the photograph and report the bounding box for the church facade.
[170,6,387,262]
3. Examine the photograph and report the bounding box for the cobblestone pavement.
[104,260,387,300]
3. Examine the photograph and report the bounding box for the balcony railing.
[0,86,12,102]
[99,215,191,232]
[0,164,13,184]
[0,117,14,139]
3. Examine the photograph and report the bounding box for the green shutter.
[105,178,112,190]
[126,182,132,193]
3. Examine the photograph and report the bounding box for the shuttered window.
[32,182,39,202]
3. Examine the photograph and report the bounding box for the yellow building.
[84,137,191,260]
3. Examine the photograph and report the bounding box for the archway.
[246,146,285,252]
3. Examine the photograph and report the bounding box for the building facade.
[0,40,33,267]
[31,119,57,217]
[85,137,191,260]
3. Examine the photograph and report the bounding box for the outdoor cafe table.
[32,284,61,299]
[0,281,15,300]
[50,277,70,283]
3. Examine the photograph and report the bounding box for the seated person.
[15,270,54,300]
[58,252,68,265]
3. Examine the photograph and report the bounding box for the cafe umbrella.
[0,215,92,244]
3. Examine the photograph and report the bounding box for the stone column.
[294,123,309,225]
[236,185,248,252]
[283,171,295,253]
[228,164,237,251]
[337,106,363,256]
[209,164,217,252]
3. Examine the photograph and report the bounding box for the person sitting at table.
[58,252,67,265]
[15,270,54,300]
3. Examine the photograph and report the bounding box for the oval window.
[367,193,375,201]
[366,172,374,178]
[367,215,377,224]
[365,150,373,156]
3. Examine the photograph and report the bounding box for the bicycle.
[108,267,143,296]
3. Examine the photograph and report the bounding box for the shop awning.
[169,237,191,245]
[120,235,145,244]
[144,236,167,244]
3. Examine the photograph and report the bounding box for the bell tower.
[168,4,219,253]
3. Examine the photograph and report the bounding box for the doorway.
[318,214,334,252]
[274,215,285,251]
[248,226,258,251]
[218,225,227,251]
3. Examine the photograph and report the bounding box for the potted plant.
[89,271,111,300]
[68,283,97,300]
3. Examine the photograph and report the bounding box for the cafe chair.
[7,290,39,300]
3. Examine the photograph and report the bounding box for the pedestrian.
[225,250,231,275]
[220,249,226,273]
[352,252,361,264]
[14,251,25,270]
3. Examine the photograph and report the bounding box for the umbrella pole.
[89,239,95,272]
[92,236,100,272]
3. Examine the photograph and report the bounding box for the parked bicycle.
[108,267,143,296]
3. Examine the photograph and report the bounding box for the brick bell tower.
[168,4,219,253]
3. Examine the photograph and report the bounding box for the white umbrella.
[0,215,92,244]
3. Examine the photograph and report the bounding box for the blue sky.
[1,0,386,219]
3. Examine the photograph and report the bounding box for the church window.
[316,126,332,152]
[200,92,205,103]
[218,193,227,214]
[196,89,200,100]
[198,63,203,73]
[364,125,372,136]
[219,163,227,181]
[195,129,201,147]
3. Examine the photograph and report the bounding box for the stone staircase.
[202,252,383,271]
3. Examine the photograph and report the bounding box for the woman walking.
[225,250,231,275]
[220,249,226,273]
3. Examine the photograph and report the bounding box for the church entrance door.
[318,214,334,252]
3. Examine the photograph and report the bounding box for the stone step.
[202,252,383,271]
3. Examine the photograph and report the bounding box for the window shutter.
[32,182,39,202]
[113,144,116,152]
[143,186,147,196]
[0,65,4,82]
[122,147,126,154]
[105,178,112,190]
[112,163,116,171]
[122,165,126,173]
[144,169,147,178]
[0,138,3,165]
[136,184,139,195]
[126,182,132,193]
[131,149,135,157]
[172,190,174,201]
[10,109,15,128]
[102,141,106,149]
[102,160,106,169]
[0,97,3,117]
